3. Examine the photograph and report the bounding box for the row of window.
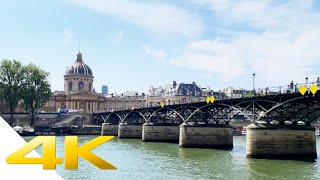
[65,78,92,82]
[68,81,92,91]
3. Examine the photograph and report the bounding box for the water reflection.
[245,157,318,180]
[21,136,320,180]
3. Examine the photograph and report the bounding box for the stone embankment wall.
[1,113,58,126]
[76,125,102,135]
[1,113,93,127]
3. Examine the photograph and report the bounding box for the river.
[23,136,320,180]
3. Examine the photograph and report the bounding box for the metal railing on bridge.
[100,80,320,112]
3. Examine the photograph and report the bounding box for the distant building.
[222,87,247,99]
[176,82,202,96]
[38,52,146,113]
[146,81,226,106]
[40,51,106,113]
[148,81,203,97]
[102,85,108,94]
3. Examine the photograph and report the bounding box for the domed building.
[38,51,147,114]
[44,52,106,113]
[64,52,94,93]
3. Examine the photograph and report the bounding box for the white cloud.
[110,30,124,44]
[63,28,73,44]
[171,30,320,85]
[191,0,316,30]
[168,0,320,87]
[142,45,167,63]
[69,0,203,38]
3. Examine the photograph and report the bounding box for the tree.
[245,91,254,98]
[0,59,24,126]
[22,63,52,127]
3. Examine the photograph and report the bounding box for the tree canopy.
[0,59,52,126]
[0,59,24,126]
[22,63,52,126]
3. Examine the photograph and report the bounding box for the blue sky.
[1,0,320,93]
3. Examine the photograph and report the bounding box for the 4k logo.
[6,136,117,170]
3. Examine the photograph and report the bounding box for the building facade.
[42,52,106,113]
[146,81,227,106]
[222,87,247,99]
[40,52,147,113]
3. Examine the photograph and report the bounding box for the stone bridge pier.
[118,123,143,138]
[246,124,317,159]
[179,123,233,148]
[101,123,119,136]
[142,123,180,142]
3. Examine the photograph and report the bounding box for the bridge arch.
[184,102,253,123]
[105,112,122,124]
[121,111,147,124]
[256,96,307,122]
[93,114,106,125]
[147,107,186,123]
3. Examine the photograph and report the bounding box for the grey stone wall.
[246,124,317,159]
[142,124,179,142]
[179,123,233,148]
[75,125,101,135]
[118,123,142,138]
[1,113,58,126]
[1,113,94,127]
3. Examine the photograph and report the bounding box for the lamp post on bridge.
[252,73,256,96]
[305,76,308,85]
[252,72,256,123]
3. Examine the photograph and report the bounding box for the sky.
[1,0,320,94]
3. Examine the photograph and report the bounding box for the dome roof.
[65,52,93,77]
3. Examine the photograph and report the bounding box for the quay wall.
[75,125,102,135]
[1,113,94,127]
[1,113,58,126]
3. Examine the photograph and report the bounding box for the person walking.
[290,80,294,93]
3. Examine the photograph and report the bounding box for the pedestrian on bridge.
[290,81,294,93]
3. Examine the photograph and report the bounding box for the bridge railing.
[100,81,320,112]
[252,81,320,97]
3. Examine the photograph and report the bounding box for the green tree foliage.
[245,91,254,98]
[0,59,24,126]
[22,63,52,127]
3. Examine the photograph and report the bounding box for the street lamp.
[252,73,256,123]
[305,76,308,85]
[252,73,256,96]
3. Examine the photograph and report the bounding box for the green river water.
[24,136,320,180]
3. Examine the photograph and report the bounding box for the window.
[68,82,73,92]
[79,81,84,91]
[89,83,92,92]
